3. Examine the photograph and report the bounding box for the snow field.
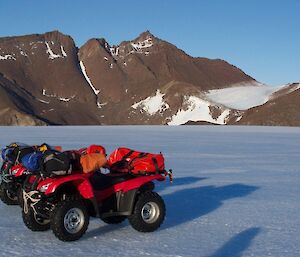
[0,126,300,257]
[206,83,280,110]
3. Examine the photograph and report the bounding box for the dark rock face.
[0,31,103,125]
[5,30,294,126]
[183,121,219,125]
[0,75,46,125]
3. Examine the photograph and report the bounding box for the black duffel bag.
[40,151,72,178]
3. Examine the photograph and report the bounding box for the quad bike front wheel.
[0,182,19,205]
[128,191,165,232]
[22,207,50,231]
[50,199,89,241]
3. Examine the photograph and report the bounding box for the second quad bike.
[0,162,32,205]
[0,161,44,206]
[0,143,62,206]
[22,170,170,241]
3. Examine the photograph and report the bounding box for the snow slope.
[167,96,230,125]
[206,83,281,110]
[132,90,169,115]
[0,126,300,257]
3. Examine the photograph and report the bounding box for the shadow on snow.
[85,177,259,243]
[162,179,259,229]
[205,227,261,257]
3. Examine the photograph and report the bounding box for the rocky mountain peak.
[132,30,156,44]
[1,30,298,126]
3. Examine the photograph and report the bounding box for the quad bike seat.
[89,172,134,190]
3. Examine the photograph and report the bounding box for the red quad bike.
[0,161,19,205]
[0,162,41,206]
[0,144,62,206]
[0,162,32,205]
[22,169,172,241]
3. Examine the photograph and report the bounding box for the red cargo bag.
[79,145,106,156]
[107,148,165,175]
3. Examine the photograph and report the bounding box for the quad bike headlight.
[40,183,52,192]
[11,168,20,175]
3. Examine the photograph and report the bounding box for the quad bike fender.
[96,174,165,202]
[120,174,165,193]
[96,174,166,202]
[100,189,138,218]
[12,164,28,177]
[98,175,165,217]
[38,174,95,199]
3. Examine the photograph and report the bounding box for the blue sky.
[0,0,299,85]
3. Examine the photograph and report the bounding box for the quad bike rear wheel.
[0,182,19,205]
[50,199,89,241]
[22,207,50,231]
[128,191,165,232]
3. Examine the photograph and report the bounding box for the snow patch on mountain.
[60,46,67,57]
[59,97,71,102]
[97,101,107,109]
[20,50,28,57]
[131,90,169,115]
[41,89,74,102]
[45,42,67,60]
[206,83,281,110]
[131,37,153,51]
[36,98,50,104]
[110,47,119,57]
[42,89,56,97]
[0,54,16,60]
[168,96,230,125]
[79,61,100,95]
[217,109,231,123]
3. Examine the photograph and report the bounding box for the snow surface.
[131,90,169,115]
[168,96,230,125]
[0,126,300,257]
[79,61,100,95]
[206,83,281,110]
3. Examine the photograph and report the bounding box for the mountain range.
[0,30,299,126]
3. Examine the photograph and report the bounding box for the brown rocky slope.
[237,85,300,126]
[1,30,297,126]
